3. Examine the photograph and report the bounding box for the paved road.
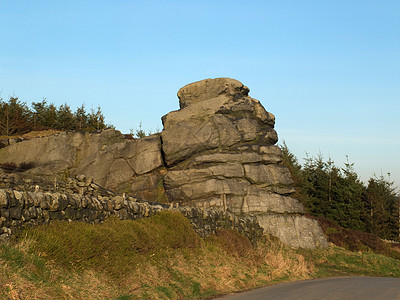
[214,277,400,300]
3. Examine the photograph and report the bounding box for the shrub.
[17,162,35,171]
[206,229,253,257]
[317,217,400,260]
[0,163,17,173]
[0,162,35,173]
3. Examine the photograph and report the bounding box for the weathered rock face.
[0,78,328,248]
[0,130,167,202]
[161,78,327,248]
[162,78,294,210]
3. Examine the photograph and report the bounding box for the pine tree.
[0,96,32,136]
[302,154,332,217]
[279,141,307,202]
[0,95,110,135]
[336,157,366,231]
[365,175,399,240]
[74,104,88,131]
[31,99,57,129]
[279,143,398,240]
[87,106,106,131]
[135,122,146,138]
[56,104,75,130]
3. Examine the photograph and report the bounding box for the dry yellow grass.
[21,129,61,139]
[116,236,314,299]
[0,234,314,299]
[1,212,399,299]
[0,129,61,141]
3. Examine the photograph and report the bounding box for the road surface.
[214,277,400,300]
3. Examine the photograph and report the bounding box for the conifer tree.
[56,104,75,130]
[0,96,32,136]
[87,106,106,131]
[31,99,58,129]
[0,95,110,135]
[74,104,88,131]
[365,175,399,240]
[337,157,366,231]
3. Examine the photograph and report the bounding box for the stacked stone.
[0,173,46,191]
[0,172,112,198]
[0,189,263,244]
[179,207,263,244]
[0,188,159,240]
[0,173,16,187]
[64,174,113,197]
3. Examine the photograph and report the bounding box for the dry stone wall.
[0,172,113,197]
[0,188,263,244]
[0,78,328,249]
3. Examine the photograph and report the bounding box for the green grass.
[0,243,50,284]
[0,211,399,299]
[298,245,400,278]
[23,211,200,278]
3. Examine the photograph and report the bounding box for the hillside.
[0,78,399,299]
[0,212,399,299]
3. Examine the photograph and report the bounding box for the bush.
[317,217,400,260]
[207,229,253,257]
[0,162,35,173]
[0,163,17,173]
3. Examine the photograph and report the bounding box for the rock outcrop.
[0,130,167,202]
[0,78,328,249]
[161,78,327,248]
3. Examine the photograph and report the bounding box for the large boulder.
[177,77,250,109]
[161,78,295,209]
[161,78,328,248]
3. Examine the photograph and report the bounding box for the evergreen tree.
[135,122,146,138]
[0,96,32,136]
[301,154,332,217]
[74,104,88,131]
[0,95,110,135]
[31,99,57,129]
[336,157,366,231]
[87,106,106,131]
[56,104,75,130]
[364,175,399,240]
[280,141,302,184]
[280,144,370,233]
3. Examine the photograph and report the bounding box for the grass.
[0,129,61,141]
[25,212,199,268]
[0,211,399,299]
[317,217,400,260]
[299,245,400,278]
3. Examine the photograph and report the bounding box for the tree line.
[280,142,399,241]
[0,96,109,136]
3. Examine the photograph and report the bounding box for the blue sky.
[1,1,399,188]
